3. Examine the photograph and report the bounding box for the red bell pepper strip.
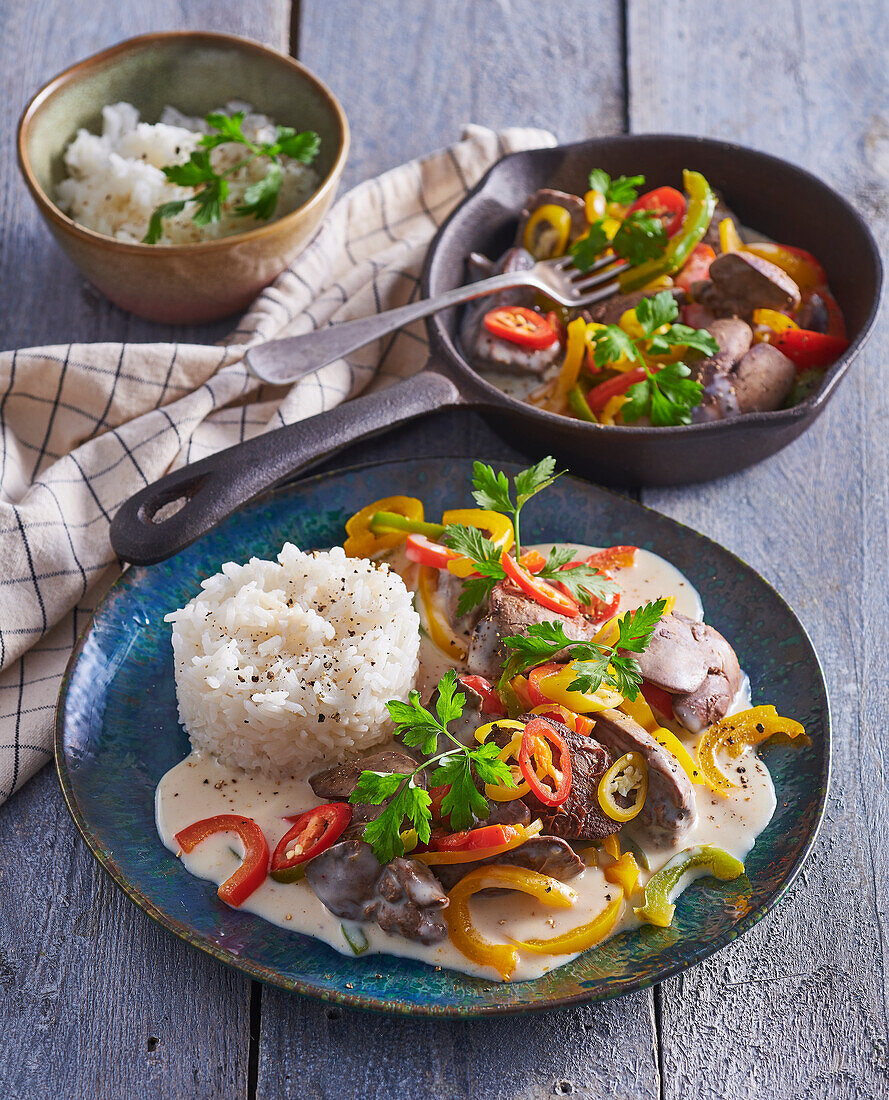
[628,186,687,238]
[175,815,270,907]
[484,306,558,349]
[772,328,850,371]
[458,674,506,716]
[527,662,566,706]
[640,680,675,719]
[431,823,521,852]
[675,243,716,291]
[405,533,459,569]
[587,367,649,414]
[270,803,352,883]
[501,552,580,617]
[519,717,573,806]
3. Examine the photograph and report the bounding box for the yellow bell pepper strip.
[598,394,627,426]
[618,832,650,870]
[443,508,515,578]
[446,864,578,979]
[604,851,640,895]
[618,694,715,790]
[370,511,445,539]
[344,496,426,557]
[547,316,589,412]
[417,565,467,661]
[696,706,806,794]
[618,170,717,293]
[718,217,744,253]
[597,751,649,822]
[741,242,827,290]
[584,188,607,222]
[400,828,419,854]
[634,845,745,927]
[523,203,574,259]
[639,274,674,292]
[475,721,530,800]
[510,890,623,956]
[536,662,624,714]
[568,384,598,422]
[751,308,798,345]
[602,833,621,860]
[416,820,544,866]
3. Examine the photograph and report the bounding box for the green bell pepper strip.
[634,844,744,927]
[341,923,370,955]
[618,171,717,293]
[370,511,446,538]
[568,384,598,422]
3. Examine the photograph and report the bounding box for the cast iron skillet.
[110,135,882,566]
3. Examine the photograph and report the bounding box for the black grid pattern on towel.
[0,125,555,802]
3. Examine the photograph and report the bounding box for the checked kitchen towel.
[0,124,555,804]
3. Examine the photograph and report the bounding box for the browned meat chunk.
[732,343,796,413]
[310,750,418,827]
[586,287,684,327]
[305,840,449,944]
[589,708,697,846]
[517,714,619,841]
[515,188,587,256]
[468,583,600,680]
[690,318,793,420]
[433,835,585,891]
[373,858,449,944]
[426,673,501,747]
[693,250,801,319]
[634,612,741,733]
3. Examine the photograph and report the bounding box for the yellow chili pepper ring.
[597,752,649,822]
[443,508,515,579]
[344,496,425,557]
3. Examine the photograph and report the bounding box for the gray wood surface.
[1,0,885,1097]
[631,4,889,1098]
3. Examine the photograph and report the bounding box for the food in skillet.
[157,459,804,981]
[461,171,849,425]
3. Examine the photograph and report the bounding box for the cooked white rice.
[56,101,319,245]
[165,545,420,778]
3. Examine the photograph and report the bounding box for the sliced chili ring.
[484,306,558,350]
[597,752,649,822]
[628,186,687,237]
[270,802,352,883]
[175,814,270,908]
[519,717,573,807]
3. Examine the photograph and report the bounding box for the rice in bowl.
[56,101,320,245]
[165,544,420,779]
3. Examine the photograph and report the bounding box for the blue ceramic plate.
[56,458,830,1017]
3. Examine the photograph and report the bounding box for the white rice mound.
[56,101,319,245]
[164,545,420,779]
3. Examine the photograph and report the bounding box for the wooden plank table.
[1,2,886,1097]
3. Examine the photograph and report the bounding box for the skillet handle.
[109,370,463,565]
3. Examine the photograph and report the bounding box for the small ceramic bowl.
[17,31,349,324]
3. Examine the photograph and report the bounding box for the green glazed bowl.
[17,31,349,324]
[55,457,830,1017]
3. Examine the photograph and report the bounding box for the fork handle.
[245,270,524,384]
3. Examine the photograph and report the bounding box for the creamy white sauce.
[156,543,775,982]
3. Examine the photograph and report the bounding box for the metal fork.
[245,253,629,384]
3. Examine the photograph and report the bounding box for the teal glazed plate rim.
[55,458,831,1017]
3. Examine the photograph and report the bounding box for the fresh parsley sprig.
[351,670,513,862]
[535,545,617,605]
[143,111,320,243]
[585,291,718,426]
[498,599,668,700]
[470,457,561,552]
[588,170,645,207]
